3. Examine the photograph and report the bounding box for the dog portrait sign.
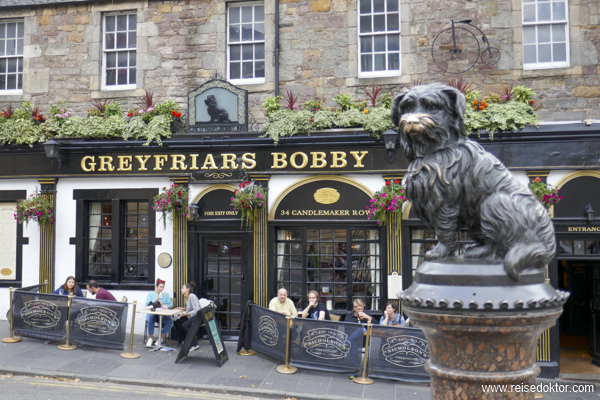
[188,79,248,133]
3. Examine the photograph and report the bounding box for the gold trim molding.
[191,184,237,205]
[554,170,600,190]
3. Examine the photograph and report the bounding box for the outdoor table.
[137,307,182,351]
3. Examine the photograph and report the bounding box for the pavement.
[0,320,598,400]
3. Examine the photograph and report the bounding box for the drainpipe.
[274,0,280,97]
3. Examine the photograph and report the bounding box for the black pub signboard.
[187,79,248,133]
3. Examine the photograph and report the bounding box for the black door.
[591,262,600,366]
[564,262,592,336]
[202,235,249,338]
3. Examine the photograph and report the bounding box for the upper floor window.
[522,0,569,69]
[0,20,24,94]
[103,13,137,90]
[227,4,265,84]
[358,0,400,77]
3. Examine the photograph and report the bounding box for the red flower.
[174,184,178,187]
[176,112,182,118]
[309,118,313,122]
[535,177,541,183]
[386,182,391,186]
[394,180,400,184]
[171,110,177,116]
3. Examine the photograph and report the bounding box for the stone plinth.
[400,259,568,400]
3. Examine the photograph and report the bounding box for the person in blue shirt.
[380,302,405,327]
[145,278,174,347]
[53,276,84,297]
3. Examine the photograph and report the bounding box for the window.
[409,229,474,279]
[358,0,400,77]
[0,20,24,94]
[276,228,382,313]
[227,4,265,83]
[0,190,26,287]
[522,0,569,69]
[103,13,137,90]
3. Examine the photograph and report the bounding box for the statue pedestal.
[400,259,568,400]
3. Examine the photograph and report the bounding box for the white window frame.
[522,0,570,70]
[101,12,137,91]
[357,0,401,78]
[227,2,266,85]
[0,19,24,95]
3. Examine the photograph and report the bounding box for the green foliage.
[464,90,481,104]
[334,94,354,111]
[366,180,406,230]
[303,99,323,112]
[152,183,189,229]
[262,95,281,116]
[230,181,266,229]
[379,92,394,109]
[15,188,54,227]
[0,118,43,146]
[529,177,562,210]
[465,101,540,139]
[512,86,536,103]
[80,115,126,139]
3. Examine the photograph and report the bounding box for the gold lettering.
[353,210,357,215]
[204,211,214,216]
[242,153,256,169]
[290,152,308,169]
[271,153,288,169]
[117,156,132,171]
[98,156,115,172]
[189,154,199,170]
[221,153,238,170]
[201,154,219,170]
[310,152,327,168]
[171,155,187,171]
[330,152,347,168]
[349,151,368,168]
[153,155,168,171]
[135,155,151,171]
[81,156,96,172]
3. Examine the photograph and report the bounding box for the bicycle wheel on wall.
[480,46,501,65]
[431,27,480,74]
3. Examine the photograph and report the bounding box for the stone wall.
[0,0,598,124]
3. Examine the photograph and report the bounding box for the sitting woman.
[380,302,405,327]
[145,278,174,347]
[53,276,84,297]
[174,282,201,351]
[301,290,331,320]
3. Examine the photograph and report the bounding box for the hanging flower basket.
[529,176,562,210]
[14,188,54,227]
[152,184,189,229]
[230,181,266,229]
[366,180,406,231]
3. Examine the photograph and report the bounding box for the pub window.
[102,12,137,90]
[276,228,382,313]
[410,228,474,278]
[0,20,24,94]
[227,3,265,83]
[86,200,150,284]
[358,0,401,77]
[522,0,569,69]
[558,240,600,256]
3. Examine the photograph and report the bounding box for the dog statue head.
[205,95,217,107]
[391,83,467,161]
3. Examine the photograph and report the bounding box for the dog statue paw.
[392,83,555,281]
[424,242,454,261]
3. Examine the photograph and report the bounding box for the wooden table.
[137,307,182,351]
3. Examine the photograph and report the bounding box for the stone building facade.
[0,0,597,122]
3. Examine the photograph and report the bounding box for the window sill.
[229,78,266,86]
[0,90,23,99]
[523,62,570,71]
[92,88,141,99]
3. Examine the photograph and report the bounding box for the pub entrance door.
[191,233,252,339]
[592,262,600,366]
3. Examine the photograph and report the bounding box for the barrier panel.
[249,305,288,362]
[18,283,47,293]
[69,297,129,350]
[290,318,365,374]
[12,291,69,342]
[368,324,430,382]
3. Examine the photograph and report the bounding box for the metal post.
[121,300,140,359]
[276,314,297,374]
[353,320,374,385]
[3,287,22,343]
[58,293,77,350]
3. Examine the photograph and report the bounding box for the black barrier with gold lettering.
[290,318,365,374]
[368,325,430,382]
[69,297,129,350]
[12,291,69,342]
[249,305,288,362]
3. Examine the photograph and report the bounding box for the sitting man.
[268,287,298,317]
[86,280,116,301]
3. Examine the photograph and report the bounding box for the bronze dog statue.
[391,83,555,281]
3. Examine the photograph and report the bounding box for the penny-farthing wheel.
[480,46,501,65]
[431,27,480,74]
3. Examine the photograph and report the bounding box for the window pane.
[552,24,566,42]
[117,15,127,31]
[17,38,23,55]
[118,69,128,84]
[254,23,264,41]
[230,7,240,24]
[106,33,115,49]
[6,39,15,55]
[128,32,136,48]
[116,32,127,48]
[6,23,15,38]
[387,0,398,12]
[538,43,552,62]
[129,51,136,67]
[106,15,115,31]
[255,61,265,78]
[242,44,253,60]
[388,52,399,70]
[17,73,21,89]
[360,16,372,33]
[7,74,16,89]
[0,40,4,56]
[241,6,253,23]
[387,13,399,31]
[374,35,386,51]
[230,44,241,61]
[129,14,137,29]
[538,25,551,43]
[373,15,386,32]
[373,0,385,12]
[538,3,551,22]
[0,25,4,39]
[242,62,253,78]
[552,1,566,20]
[0,74,5,90]
[553,43,566,62]
[523,4,535,22]
[361,54,372,72]
[255,43,264,59]
[230,62,240,79]
[118,52,128,67]
[374,53,385,70]
[229,25,240,42]
[106,52,116,68]
[523,26,536,44]
[255,5,264,22]
[106,69,116,85]
[361,36,372,53]
[387,34,399,51]
[360,0,371,14]
[7,58,16,73]
[241,24,252,41]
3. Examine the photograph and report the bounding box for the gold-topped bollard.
[353,320,374,385]
[2,287,22,343]
[58,293,77,350]
[276,314,297,374]
[237,349,256,356]
[121,300,140,359]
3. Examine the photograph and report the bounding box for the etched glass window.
[358,0,401,77]
[228,4,265,83]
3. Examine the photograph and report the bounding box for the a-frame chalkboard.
[175,305,228,366]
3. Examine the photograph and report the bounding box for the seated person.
[145,278,173,347]
[53,276,84,297]
[174,282,201,351]
[380,302,405,326]
[268,287,298,317]
[86,280,116,301]
[301,290,331,320]
[332,243,347,280]
[345,298,374,324]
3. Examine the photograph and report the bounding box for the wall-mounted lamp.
[585,204,595,222]
[189,203,200,220]
[382,127,398,164]
[43,138,62,169]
